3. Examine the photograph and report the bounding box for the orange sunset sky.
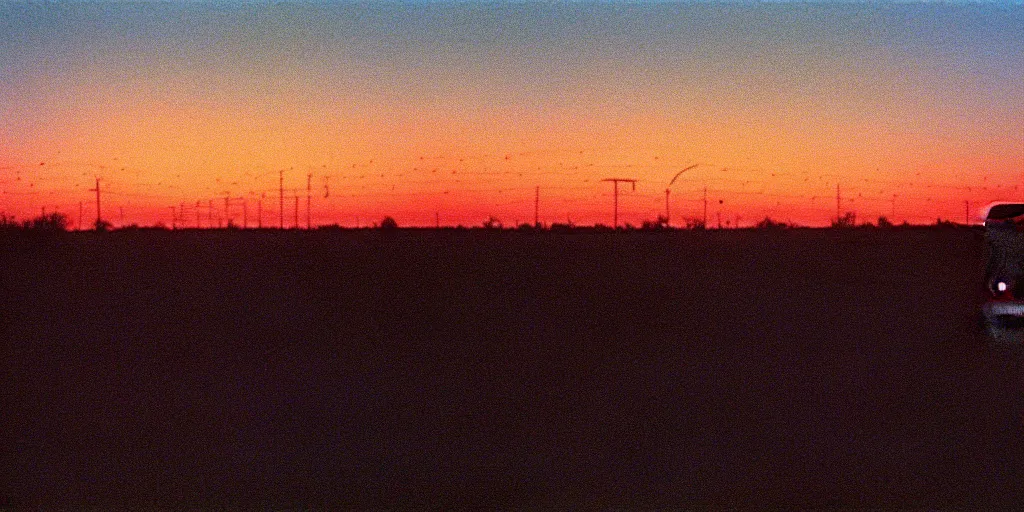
[1,1,1022,228]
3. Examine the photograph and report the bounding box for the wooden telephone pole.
[703,186,708,228]
[88,178,101,229]
[535,186,540,227]
[601,178,637,229]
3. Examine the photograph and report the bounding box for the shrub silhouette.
[877,216,894,228]
[755,217,788,230]
[2,214,20,231]
[641,215,670,230]
[94,219,112,232]
[683,218,706,230]
[482,216,502,230]
[831,212,856,228]
[24,212,70,232]
[380,216,398,230]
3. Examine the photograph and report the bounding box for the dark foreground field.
[2,227,1021,507]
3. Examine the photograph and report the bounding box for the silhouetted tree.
[94,219,112,232]
[877,216,894,228]
[380,216,398,230]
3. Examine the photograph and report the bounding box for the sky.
[1,1,1022,228]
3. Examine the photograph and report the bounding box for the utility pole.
[294,194,299,229]
[600,178,637,229]
[279,170,284,229]
[836,183,841,223]
[965,200,970,225]
[665,188,670,226]
[703,186,708,228]
[196,204,201,228]
[225,196,230,226]
[258,194,263,229]
[208,199,214,228]
[535,186,540,227]
[169,206,176,229]
[243,198,248,229]
[307,173,312,230]
[664,163,700,228]
[88,177,101,228]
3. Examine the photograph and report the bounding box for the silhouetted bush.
[683,218,706,230]
[482,216,502,230]
[1,214,21,232]
[831,212,857,228]
[380,216,398,230]
[641,215,670,230]
[877,216,894,228]
[23,212,70,232]
[755,217,789,230]
[94,219,112,232]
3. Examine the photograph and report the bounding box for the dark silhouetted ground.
[2,227,1020,508]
